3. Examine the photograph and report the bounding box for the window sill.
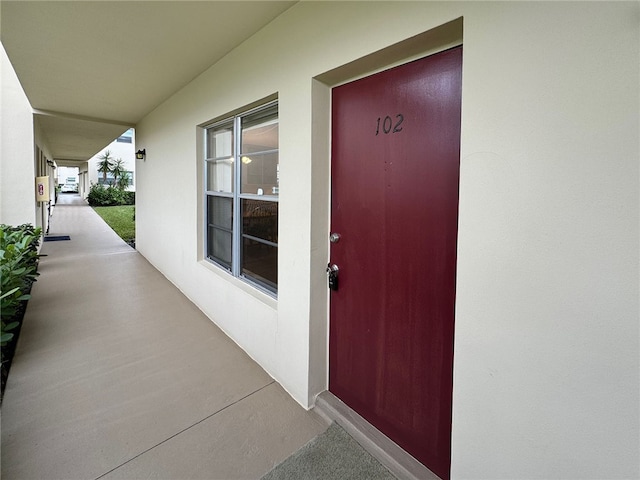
[198,259,278,310]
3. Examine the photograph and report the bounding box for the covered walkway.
[1,199,328,479]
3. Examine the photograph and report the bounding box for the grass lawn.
[93,205,135,243]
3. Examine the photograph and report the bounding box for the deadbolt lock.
[327,264,339,291]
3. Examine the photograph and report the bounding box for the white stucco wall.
[86,131,136,193]
[1,44,35,226]
[135,2,639,478]
[452,4,638,478]
[33,119,57,232]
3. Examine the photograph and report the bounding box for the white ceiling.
[1,1,296,164]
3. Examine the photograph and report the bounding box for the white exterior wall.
[57,166,78,186]
[33,121,56,232]
[135,2,639,478]
[1,44,57,230]
[86,132,136,193]
[78,162,89,199]
[1,44,35,226]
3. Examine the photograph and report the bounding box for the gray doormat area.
[261,422,397,480]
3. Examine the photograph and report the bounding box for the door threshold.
[313,391,441,480]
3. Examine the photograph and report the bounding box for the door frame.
[307,16,464,471]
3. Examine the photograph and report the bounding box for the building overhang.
[1,1,296,162]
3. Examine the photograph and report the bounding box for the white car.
[61,183,78,193]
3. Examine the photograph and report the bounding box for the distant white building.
[56,166,78,186]
[79,128,135,198]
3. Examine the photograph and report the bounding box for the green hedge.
[1,224,41,343]
[1,224,42,396]
[87,184,135,206]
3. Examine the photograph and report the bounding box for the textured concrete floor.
[1,195,328,480]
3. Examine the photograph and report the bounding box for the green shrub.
[0,224,41,346]
[87,184,112,206]
[123,191,135,205]
[87,184,135,206]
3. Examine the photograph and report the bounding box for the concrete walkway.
[1,196,328,479]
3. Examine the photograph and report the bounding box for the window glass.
[207,123,233,159]
[117,128,134,143]
[242,200,278,243]
[242,238,277,290]
[98,171,134,186]
[242,105,278,154]
[205,101,278,295]
[208,227,232,268]
[240,152,279,195]
[206,158,234,193]
[208,196,233,230]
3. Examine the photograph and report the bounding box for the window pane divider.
[241,234,278,248]
[206,191,233,197]
[205,157,234,162]
[239,148,279,156]
[238,194,278,202]
[209,224,233,232]
[232,115,242,277]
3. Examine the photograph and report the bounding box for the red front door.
[329,46,462,480]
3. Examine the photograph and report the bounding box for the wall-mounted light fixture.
[135,149,146,160]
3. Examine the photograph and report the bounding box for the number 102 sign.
[375,114,404,136]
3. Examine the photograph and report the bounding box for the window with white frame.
[204,102,279,294]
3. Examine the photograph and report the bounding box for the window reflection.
[242,200,277,243]
[207,124,233,159]
[242,106,278,154]
[242,239,277,289]
[241,152,278,195]
[241,199,277,289]
[207,158,234,193]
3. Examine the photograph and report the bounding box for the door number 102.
[375,114,404,136]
